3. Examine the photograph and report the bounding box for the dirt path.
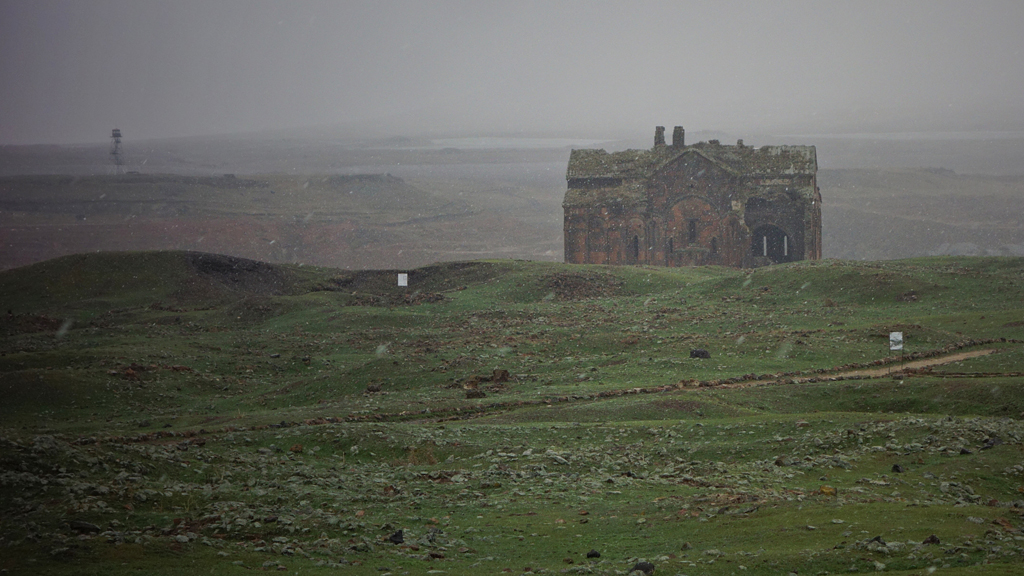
[837,348,996,378]
[708,348,999,390]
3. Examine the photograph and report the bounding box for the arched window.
[687,220,697,243]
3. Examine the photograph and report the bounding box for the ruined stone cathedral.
[563,126,821,267]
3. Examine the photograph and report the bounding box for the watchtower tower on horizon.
[110,128,125,175]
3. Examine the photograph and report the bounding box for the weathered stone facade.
[564,126,821,268]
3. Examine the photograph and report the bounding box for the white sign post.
[397,273,408,287]
[889,332,903,351]
[889,331,904,376]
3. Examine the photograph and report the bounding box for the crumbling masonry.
[563,126,821,267]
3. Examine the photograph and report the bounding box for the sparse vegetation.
[2,251,1024,575]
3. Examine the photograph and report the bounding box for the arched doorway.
[751,225,795,263]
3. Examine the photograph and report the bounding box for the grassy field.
[2,252,1024,575]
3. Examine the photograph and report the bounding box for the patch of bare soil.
[344,291,447,307]
[543,271,624,301]
[0,312,64,336]
[184,252,296,296]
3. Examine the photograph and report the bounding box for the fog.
[3,0,1024,145]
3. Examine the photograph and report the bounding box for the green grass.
[2,252,1024,574]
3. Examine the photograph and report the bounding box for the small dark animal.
[891,464,905,473]
[586,549,600,558]
[630,561,656,575]
[690,349,711,359]
[388,530,404,544]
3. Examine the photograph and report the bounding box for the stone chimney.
[672,126,685,147]
[654,126,666,147]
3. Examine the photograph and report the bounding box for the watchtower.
[110,128,125,175]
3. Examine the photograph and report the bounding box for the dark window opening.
[711,237,718,254]
[668,238,674,253]
[632,236,639,260]
[687,220,697,243]
[751,225,795,263]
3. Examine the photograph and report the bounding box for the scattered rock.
[922,534,940,545]
[897,290,918,302]
[981,436,1003,450]
[690,349,711,359]
[69,520,101,533]
[543,271,624,300]
[993,517,1015,531]
[586,549,600,558]
[388,530,404,544]
[630,560,655,575]
[892,464,905,473]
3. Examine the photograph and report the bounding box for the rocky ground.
[2,253,1024,574]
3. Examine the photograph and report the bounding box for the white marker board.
[890,331,903,351]
[397,273,408,287]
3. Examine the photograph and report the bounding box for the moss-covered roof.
[563,180,648,206]
[567,141,816,180]
[566,148,669,180]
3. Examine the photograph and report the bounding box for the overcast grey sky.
[2,0,1023,144]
